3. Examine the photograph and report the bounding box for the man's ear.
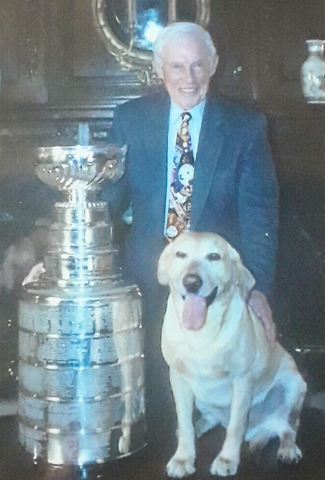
[157,242,173,286]
[229,245,255,299]
[210,53,219,77]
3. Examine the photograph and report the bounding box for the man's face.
[158,34,218,110]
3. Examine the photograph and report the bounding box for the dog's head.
[158,232,255,330]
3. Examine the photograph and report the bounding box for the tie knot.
[181,112,192,123]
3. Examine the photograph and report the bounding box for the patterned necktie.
[166,112,194,241]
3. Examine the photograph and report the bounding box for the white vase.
[301,39,325,104]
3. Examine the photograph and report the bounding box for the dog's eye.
[175,251,187,259]
[207,253,221,261]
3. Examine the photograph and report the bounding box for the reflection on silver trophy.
[18,145,146,466]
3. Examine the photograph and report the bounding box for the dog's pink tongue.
[182,295,207,330]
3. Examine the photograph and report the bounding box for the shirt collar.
[169,100,206,126]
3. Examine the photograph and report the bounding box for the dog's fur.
[158,232,307,478]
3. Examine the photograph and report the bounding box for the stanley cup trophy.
[18,145,146,466]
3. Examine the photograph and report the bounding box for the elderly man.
[105,22,278,348]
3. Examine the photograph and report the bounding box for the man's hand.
[248,289,276,346]
[22,262,45,286]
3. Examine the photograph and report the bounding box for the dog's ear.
[229,245,255,299]
[157,242,174,286]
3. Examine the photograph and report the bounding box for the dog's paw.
[210,454,239,477]
[166,455,195,478]
[278,444,302,464]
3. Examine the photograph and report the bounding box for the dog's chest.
[171,351,234,407]
[188,364,233,408]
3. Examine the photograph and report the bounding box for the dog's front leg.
[210,375,253,477]
[166,368,196,478]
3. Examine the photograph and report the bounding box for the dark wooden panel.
[209,0,257,102]
[272,118,325,182]
[72,0,115,77]
[0,0,49,104]
[0,0,19,81]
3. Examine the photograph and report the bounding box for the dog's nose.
[183,274,202,293]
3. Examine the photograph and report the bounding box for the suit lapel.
[143,93,170,229]
[191,97,226,229]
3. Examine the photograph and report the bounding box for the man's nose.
[183,67,196,83]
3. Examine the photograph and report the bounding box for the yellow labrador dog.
[158,232,306,478]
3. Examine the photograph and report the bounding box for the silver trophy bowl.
[36,145,127,193]
[18,145,146,467]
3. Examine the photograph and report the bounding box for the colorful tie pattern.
[166,112,194,241]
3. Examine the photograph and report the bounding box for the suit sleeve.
[238,115,279,301]
[100,105,130,222]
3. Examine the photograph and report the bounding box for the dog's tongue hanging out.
[182,295,207,330]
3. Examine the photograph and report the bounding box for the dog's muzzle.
[183,274,203,294]
[181,273,219,331]
[182,275,218,305]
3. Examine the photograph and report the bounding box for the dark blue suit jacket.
[102,92,278,302]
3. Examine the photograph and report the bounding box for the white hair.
[152,22,218,73]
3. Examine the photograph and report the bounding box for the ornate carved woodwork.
[92,0,210,84]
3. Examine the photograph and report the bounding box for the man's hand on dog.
[248,290,276,346]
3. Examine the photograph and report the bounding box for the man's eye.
[193,61,203,69]
[176,251,187,259]
[207,253,221,261]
